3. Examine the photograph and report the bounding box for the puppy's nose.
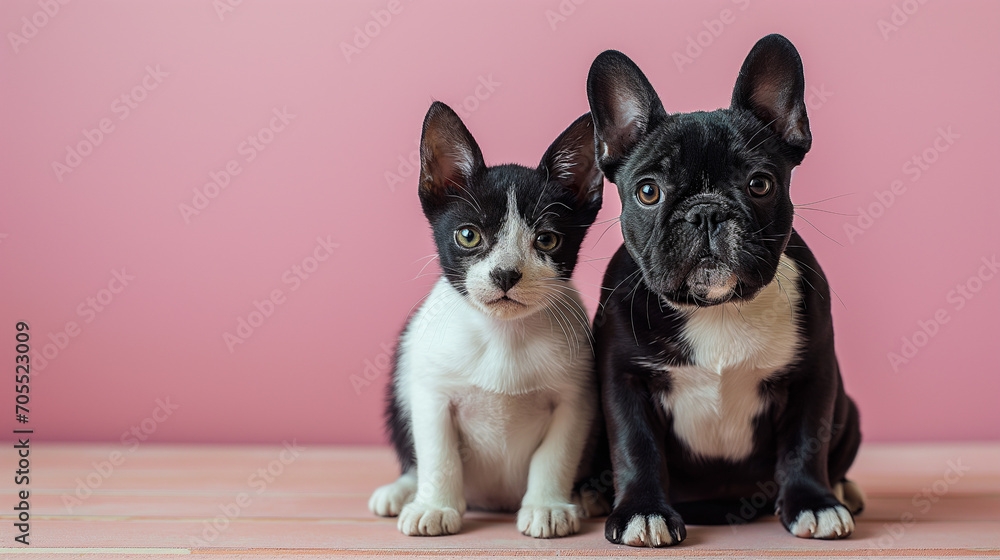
[491,268,522,293]
[685,203,730,231]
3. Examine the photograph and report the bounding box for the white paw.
[517,503,582,538]
[368,478,416,517]
[789,505,855,539]
[397,501,462,536]
[620,513,676,547]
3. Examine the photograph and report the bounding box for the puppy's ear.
[587,50,666,181]
[419,101,485,208]
[538,113,604,209]
[731,34,811,156]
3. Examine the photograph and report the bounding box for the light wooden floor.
[1,443,998,558]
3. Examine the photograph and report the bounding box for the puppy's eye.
[455,227,482,248]
[534,232,560,252]
[748,175,773,197]
[637,183,661,205]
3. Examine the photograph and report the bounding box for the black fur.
[587,35,862,545]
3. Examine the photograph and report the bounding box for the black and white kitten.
[369,102,606,538]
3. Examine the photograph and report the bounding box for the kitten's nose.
[491,268,522,293]
[685,203,730,235]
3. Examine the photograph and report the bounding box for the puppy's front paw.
[517,503,581,538]
[397,501,462,536]
[605,506,686,547]
[780,490,854,539]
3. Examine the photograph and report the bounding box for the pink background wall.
[1,1,998,444]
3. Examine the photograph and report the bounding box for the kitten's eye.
[748,175,774,198]
[637,183,661,205]
[455,227,482,248]
[534,232,560,252]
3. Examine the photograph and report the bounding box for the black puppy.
[586,35,863,547]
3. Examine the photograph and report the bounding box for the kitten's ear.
[731,34,811,155]
[587,50,666,180]
[419,101,485,205]
[538,113,604,208]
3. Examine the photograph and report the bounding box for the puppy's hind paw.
[517,503,582,538]
[397,502,462,536]
[834,479,866,515]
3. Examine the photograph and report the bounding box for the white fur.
[649,254,802,461]
[379,194,597,538]
[620,514,675,547]
[789,505,854,539]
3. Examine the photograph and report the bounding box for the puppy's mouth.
[651,258,741,307]
[685,259,738,303]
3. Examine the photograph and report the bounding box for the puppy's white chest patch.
[654,255,803,461]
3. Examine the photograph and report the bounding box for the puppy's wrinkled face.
[588,35,812,306]
[416,103,603,319]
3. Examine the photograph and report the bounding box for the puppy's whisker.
[793,211,843,247]
[793,206,855,217]
[793,193,853,207]
[742,116,780,150]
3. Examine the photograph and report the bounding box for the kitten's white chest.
[396,277,595,509]
[403,278,589,395]
[654,255,803,461]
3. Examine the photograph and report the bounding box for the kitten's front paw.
[397,501,462,536]
[605,505,685,547]
[517,503,582,538]
[779,488,855,539]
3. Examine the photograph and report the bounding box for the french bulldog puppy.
[586,35,864,547]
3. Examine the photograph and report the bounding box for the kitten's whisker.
[591,216,622,247]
